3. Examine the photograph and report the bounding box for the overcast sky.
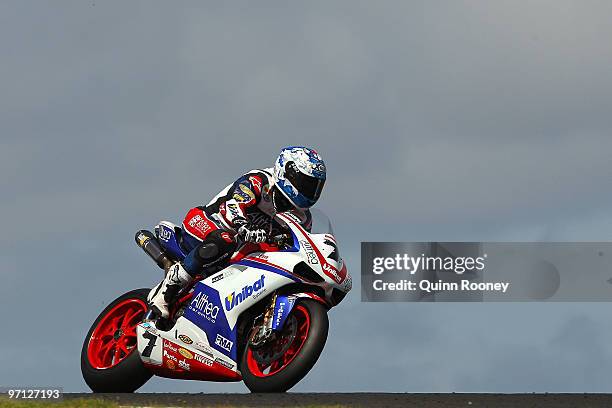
[2,0,612,393]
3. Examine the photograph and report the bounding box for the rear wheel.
[241,299,328,392]
[81,289,152,392]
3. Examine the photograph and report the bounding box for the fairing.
[138,210,351,382]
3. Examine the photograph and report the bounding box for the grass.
[0,399,118,408]
[0,397,349,408]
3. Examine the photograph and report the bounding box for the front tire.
[241,299,329,393]
[81,289,153,393]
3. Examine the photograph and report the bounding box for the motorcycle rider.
[147,146,327,319]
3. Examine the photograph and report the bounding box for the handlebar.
[268,233,292,246]
[234,232,292,247]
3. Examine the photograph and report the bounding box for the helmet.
[273,146,326,210]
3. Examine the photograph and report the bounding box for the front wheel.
[241,299,329,393]
[81,288,153,392]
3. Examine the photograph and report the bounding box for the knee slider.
[197,243,219,261]
[208,230,237,254]
[194,230,237,268]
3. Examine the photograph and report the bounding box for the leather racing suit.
[179,167,312,278]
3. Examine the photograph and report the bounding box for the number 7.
[142,331,157,357]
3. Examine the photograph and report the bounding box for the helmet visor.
[285,161,326,202]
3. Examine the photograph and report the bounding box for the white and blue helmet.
[273,146,326,210]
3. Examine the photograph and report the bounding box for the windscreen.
[310,208,335,235]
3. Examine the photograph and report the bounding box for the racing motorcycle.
[80,210,351,393]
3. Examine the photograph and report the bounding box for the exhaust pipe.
[135,230,174,272]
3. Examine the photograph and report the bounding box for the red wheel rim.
[246,304,311,377]
[87,298,147,369]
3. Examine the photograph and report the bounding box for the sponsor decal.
[163,350,177,362]
[188,214,202,227]
[158,227,171,241]
[233,192,249,203]
[220,232,233,243]
[178,348,193,359]
[248,176,262,191]
[137,233,148,246]
[211,273,224,283]
[247,212,269,227]
[224,275,266,311]
[215,333,234,352]
[190,292,220,323]
[322,263,343,284]
[178,359,191,371]
[166,360,175,370]
[301,240,318,264]
[195,342,214,356]
[178,334,193,345]
[239,184,256,200]
[275,301,286,327]
[195,353,214,366]
[215,357,234,370]
[282,211,303,225]
[188,214,212,234]
[141,322,158,334]
[226,203,241,220]
[163,340,178,353]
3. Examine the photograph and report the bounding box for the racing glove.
[234,218,268,243]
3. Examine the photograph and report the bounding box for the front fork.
[249,293,276,347]
[249,292,298,347]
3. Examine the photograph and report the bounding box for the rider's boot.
[147,262,193,319]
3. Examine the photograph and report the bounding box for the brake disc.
[251,314,298,365]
